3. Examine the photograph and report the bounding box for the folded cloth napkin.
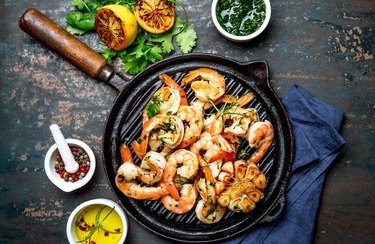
[223,85,346,244]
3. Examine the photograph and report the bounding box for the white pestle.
[49,124,79,174]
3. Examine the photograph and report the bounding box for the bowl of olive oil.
[66,199,128,244]
[211,0,271,42]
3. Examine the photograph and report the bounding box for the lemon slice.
[134,0,175,34]
[95,5,138,51]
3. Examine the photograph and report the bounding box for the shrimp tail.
[142,109,149,125]
[208,134,236,163]
[163,165,180,200]
[208,150,236,164]
[159,73,188,106]
[131,140,144,160]
[133,118,154,159]
[198,155,214,183]
[120,144,133,163]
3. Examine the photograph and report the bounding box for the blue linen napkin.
[223,85,346,244]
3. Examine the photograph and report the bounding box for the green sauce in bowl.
[216,0,266,36]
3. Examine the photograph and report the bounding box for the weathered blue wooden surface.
[0,0,374,243]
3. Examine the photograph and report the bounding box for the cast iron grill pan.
[17,10,292,244]
[103,54,293,243]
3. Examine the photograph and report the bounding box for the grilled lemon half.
[95,5,138,51]
[134,0,175,34]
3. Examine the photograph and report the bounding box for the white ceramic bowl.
[211,0,271,42]
[44,138,96,192]
[66,198,128,244]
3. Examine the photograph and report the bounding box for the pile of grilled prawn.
[115,68,274,224]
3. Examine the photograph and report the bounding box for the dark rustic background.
[0,0,374,243]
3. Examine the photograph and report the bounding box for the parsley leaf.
[238,149,249,159]
[118,36,164,74]
[148,17,185,53]
[148,45,164,62]
[145,94,162,118]
[120,37,150,74]
[148,33,174,54]
[123,54,148,74]
[66,12,96,35]
[146,102,160,118]
[176,26,197,54]
[66,26,87,35]
[71,0,100,12]
[71,0,86,10]
[97,49,118,64]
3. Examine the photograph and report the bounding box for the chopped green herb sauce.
[216,0,266,36]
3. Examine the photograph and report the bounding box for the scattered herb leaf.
[146,94,162,118]
[147,17,186,53]
[238,149,249,159]
[146,101,160,118]
[120,36,164,74]
[176,26,197,53]
[97,49,118,64]
[66,12,96,35]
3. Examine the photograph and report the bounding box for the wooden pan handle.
[19,8,106,79]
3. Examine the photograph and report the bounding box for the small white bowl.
[211,0,271,42]
[44,138,96,192]
[66,198,128,244]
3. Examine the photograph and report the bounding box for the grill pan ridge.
[103,54,293,243]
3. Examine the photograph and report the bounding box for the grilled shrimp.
[159,73,188,106]
[247,120,274,163]
[197,178,217,204]
[148,131,174,157]
[138,151,166,184]
[181,68,226,102]
[190,132,236,164]
[234,93,255,107]
[142,86,181,124]
[161,183,198,214]
[132,114,184,159]
[222,107,258,137]
[247,121,268,147]
[118,146,166,185]
[148,131,163,152]
[221,132,242,152]
[208,159,223,179]
[195,199,227,224]
[197,154,215,183]
[163,149,199,200]
[176,105,204,148]
[116,180,167,200]
[115,145,168,200]
[208,94,258,136]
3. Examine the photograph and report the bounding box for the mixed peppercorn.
[54,146,90,182]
